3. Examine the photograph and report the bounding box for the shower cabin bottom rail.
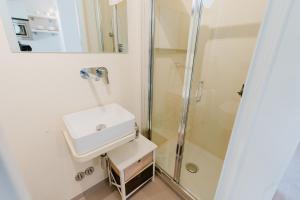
[155,164,197,200]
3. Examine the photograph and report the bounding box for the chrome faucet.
[80,67,109,84]
[96,67,109,84]
[80,68,92,80]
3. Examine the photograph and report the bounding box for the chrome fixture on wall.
[80,67,110,84]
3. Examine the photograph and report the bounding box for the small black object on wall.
[18,42,32,52]
[238,84,245,97]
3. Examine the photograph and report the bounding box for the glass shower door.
[151,0,193,177]
[179,0,268,199]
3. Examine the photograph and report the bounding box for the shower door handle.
[195,81,204,102]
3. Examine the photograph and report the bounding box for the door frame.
[0,128,31,200]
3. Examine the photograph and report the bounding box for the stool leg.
[120,171,126,200]
[107,162,112,186]
[152,151,156,182]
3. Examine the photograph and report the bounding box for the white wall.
[0,0,142,200]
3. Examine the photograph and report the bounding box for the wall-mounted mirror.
[1,0,128,53]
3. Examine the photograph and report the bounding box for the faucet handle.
[96,67,109,84]
[80,68,91,80]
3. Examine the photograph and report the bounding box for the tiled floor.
[79,176,182,200]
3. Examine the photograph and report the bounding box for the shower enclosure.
[148,0,267,199]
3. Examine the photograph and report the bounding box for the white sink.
[63,103,136,162]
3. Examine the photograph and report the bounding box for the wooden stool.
[107,135,157,200]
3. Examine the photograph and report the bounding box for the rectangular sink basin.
[63,103,136,157]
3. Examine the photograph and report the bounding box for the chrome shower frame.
[147,0,203,199]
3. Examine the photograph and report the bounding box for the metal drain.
[185,163,199,173]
